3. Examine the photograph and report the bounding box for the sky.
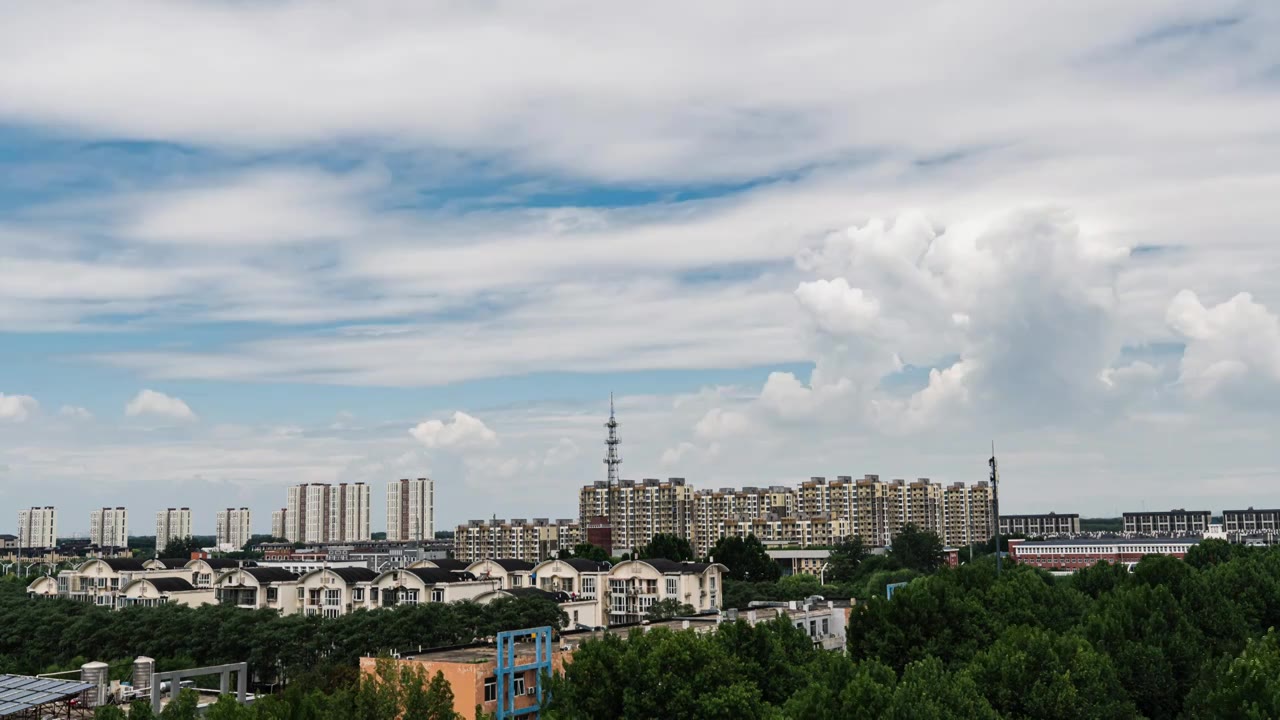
[2,1,1280,536]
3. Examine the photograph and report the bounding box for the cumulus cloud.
[0,394,38,422]
[693,408,751,440]
[409,411,498,450]
[1167,290,1280,399]
[124,389,197,421]
[58,405,93,421]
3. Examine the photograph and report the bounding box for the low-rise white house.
[466,559,536,589]
[606,559,727,625]
[531,558,609,601]
[367,567,497,608]
[118,577,215,609]
[215,567,301,613]
[294,567,378,618]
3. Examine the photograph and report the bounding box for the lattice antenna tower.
[604,393,622,487]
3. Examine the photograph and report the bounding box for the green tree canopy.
[159,536,204,560]
[706,535,780,582]
[570,543,610,563]
[636,534,694,562]
[887,525,944,573]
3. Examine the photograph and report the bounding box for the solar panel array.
[0,674,96,716]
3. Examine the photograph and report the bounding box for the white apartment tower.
[285,483,370,543]
[330,483,371,542]
[271,509,287,541]
[155,507,192,555]
[215,508,252,550]
[387,477,434,542]
[286,484,330,544]
[17,507,57,549]
[89,507,128,548]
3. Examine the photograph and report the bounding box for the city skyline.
[3,4,1280,530]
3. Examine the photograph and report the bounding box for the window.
[267,587,278,603]
[511,575,523,588]
[582,577,596,598]
[513,674,526,696]
[484,677,497,703]
[325,589,341,605]
[822,618,829,635]
[573,610,579,623]
[666,577,678,597]
[353,588,364,602]
[297,587,305,602]
[809,620,816,637]
[431,588,444,603]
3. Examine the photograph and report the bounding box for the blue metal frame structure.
[886,581,909,599]
[495,627,554,719]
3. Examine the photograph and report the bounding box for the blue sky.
[2,1,1280,536]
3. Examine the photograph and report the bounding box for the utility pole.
[990,442,1001,576]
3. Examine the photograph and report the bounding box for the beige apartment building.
[586,475,996,556]
[453,518,581,563]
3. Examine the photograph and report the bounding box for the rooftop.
[1015,537,1201,547]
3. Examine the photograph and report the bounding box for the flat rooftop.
[1016,537,1201,547]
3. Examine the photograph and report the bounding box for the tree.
[887,525,944,573]
[160,689,200,720]
[1184,628,1280,719]
[707,535,780,582]
[636,534,694,562]
[159,536,203,559]
[571,543,610,563]
[645,599,695,621]
[966,626,1138,720]
[828,536,869,582]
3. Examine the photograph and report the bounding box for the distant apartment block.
[999,513,1081,536]
[271,509,287,540]
[454,518,582,564]
[155,508,192,553]
[17,507,57,549]
[579,478,694,555]
[215,508,252,550]
[330,483,372,543]
[1222,508,1280,535]
[89,507,128,548]
[284,483,371,544]
[387,477,434,542]
[1122,509,1211,535]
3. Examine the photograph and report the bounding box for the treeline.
[0,575,564,689]
[547,540,1280,719]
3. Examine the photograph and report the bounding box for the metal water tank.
[80,661,109,707]
[133,656,155,695]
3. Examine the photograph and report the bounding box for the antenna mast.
[990,441,1001,576]
[604,394,622,550]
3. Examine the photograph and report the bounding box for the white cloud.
[58,405,93,421]
[1167,290,1280,399]
[694,408,751,440]
[0,394,38,422]
[124,389,197,421]
[409,411,498,450]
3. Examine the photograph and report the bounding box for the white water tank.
[133,656,155,695]
[80,661,109,707]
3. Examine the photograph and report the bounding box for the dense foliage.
[546,540,1280,719]
[0,574,565,689]
[636,533,695,562]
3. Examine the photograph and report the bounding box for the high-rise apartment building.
[215,508,252,550]
[454,518,581,563]
[286,484,330,544]
[155,508,192,554]
[89,507,128,548]
[387,477,434,542]
[271,509,287,540]
[330,483,371,543]
[579,478,694,555]
[17,507,57,549]
[284,483,371,543]
[589,475,997,556]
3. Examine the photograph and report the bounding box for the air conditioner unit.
[526,688,537,696]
